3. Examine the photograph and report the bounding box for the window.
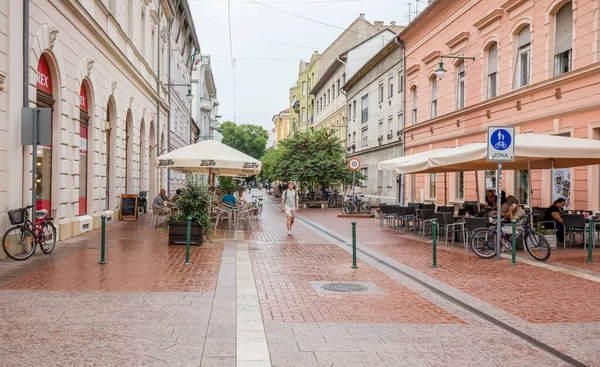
[127,0,133,37]
[347,103,352,120]
[378,82,384,103]
[398,112,404,131]
[378,120,383,138]
[554,2,573,76]
[387,171,394,188]
[515,170,529,206]
[141,9,146,57]
[456,172,464,199]
[398,69,404,92]
[387,116,393,137]
[352,101,357,120]
[301,107,305,122]
[302,81,307,95]
[327,89,330,105]
[514,26,531,89]
[361,94,369,122]
[361,127,368,146]
[292,118,297,131]
[430,173,437,198]
[430,77,438,118]
[151,29,156,70]
[352,132,356,144]
[332,84,336,98]
[411,87,418,125]
[361,168,368,187]
[336,80,341,97]
[487,43,498,99]
[342,74,346,85]
[457,61,465,109]
[388,76,394,98]
[378,170,383,188]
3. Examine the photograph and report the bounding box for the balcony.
[200,97,212,112]
[209,119,219,129]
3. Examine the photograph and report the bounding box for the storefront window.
[430,173,437,198]
[36,56,53,212]
[79,84,89,215]
[515,170,529,206]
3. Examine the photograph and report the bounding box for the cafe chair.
[436,212,466,250]
[151,205,170,229]
[419,209,436,238]
[379,204,396,228]
[464,217,488,251]
[562,214,586,249]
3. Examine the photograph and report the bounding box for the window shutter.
[555,2,573,55]
[518,26,531,48]
[488,43,498,74]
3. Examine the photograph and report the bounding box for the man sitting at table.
[222,191,237,207]
[152,189,171,214]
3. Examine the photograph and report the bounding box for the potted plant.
[167,178,214,245]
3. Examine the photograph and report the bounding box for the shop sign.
[37,56,52,94]
[79,84,88,111]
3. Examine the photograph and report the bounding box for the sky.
[189,0,425,131]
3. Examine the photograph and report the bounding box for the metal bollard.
[99,215,106,265]
[185,217,192,266]
[351,221,358,269]
[431,221,438,268]
[511,220,517,266]
[587,217,594,264]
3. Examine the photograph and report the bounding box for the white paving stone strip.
[236,239,272,366]
[501,252,600,282]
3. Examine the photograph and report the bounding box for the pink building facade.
[400,0,600,210]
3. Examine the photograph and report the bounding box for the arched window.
[554,1,573,75]
[514,25,531,89]
[487,42,498,98]
[456,61,465,109]
[430,77,438,119]
[411,86,418,125]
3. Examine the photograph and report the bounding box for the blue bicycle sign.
[490,129,511,151]
[487,126,515,162]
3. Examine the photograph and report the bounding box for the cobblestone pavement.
[1,190,600,366]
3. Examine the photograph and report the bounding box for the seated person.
[481,190,497,211]
[507,199,527,224]
[170,189,182,204]
[222,191,237,206]
[500,195,518,220]
[544,198,566,244]
[152,189,171,214]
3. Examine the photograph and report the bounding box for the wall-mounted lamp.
[435,55,476,80]
[165,82,194,102]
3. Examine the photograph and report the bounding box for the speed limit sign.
[348,157,361,171]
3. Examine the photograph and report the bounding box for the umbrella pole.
[528,159,533,224]
[475,170,480,204]
[444,172,447,206]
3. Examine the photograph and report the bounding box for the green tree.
[219,121,268,159]
[260,148,284,182]
[276,128,363,191]
[218,176,236,193]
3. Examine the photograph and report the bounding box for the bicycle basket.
[7,209,24,225]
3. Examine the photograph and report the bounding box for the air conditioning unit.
[396,130,402,136]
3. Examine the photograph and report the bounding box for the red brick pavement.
[0,215,223,292]
[293,205,600,324]
[250,197,463,324]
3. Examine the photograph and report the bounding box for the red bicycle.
[2,205,57,261]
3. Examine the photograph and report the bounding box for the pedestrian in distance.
[281,180,300,236]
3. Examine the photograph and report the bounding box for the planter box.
[168,221,203,246]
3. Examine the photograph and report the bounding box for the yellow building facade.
[271,108,290,145]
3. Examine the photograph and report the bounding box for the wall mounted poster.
[551,168,571,208]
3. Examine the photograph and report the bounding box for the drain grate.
[321,283,369,292]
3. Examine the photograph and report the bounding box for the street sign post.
[348,158,360,193]
[487,126,515,260]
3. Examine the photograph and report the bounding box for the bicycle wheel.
[359,202,372,215]
[524,230,551,261]
[2,226,36,261]
[336,196,344,207]
[470,228,497,259]
[341,201,354,215]
[39,222,57,255]
[328,196,335,207]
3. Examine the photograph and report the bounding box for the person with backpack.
[281,180,300,236]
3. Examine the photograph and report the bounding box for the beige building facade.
[0,0,184,248]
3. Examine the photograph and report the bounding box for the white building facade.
[0,0,185,246]
[191,55,221,142]
[344,40,405,205]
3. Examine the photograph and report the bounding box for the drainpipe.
[395,36,406,206]
[24,0,32,212]
[156,3,162,196]
[338,54,349,192]
[166,15,173,196]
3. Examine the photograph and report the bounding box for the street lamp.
[185,87,194,103]
[435,55,475,80]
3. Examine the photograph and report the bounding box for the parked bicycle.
[327,190,344,207]
[341,193,372,215]
[250,195,264,219]
[470,219,550,261]
[2,206,57,261]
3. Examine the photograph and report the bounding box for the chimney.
[359,13,365,19]
[390,21,396,26]
[374,21,384,26]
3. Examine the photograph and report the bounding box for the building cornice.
[404,62,600,135]
[501,0,528,12]
[445,31,469,50]
[474,9,504,30]
[421,50,441,65]
[406,64,420,77]
[348,139,404,157]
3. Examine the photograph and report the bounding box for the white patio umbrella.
[377,148,449,171]
[156,140,262,177]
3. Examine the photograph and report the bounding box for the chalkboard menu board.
[119,194,138,220]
